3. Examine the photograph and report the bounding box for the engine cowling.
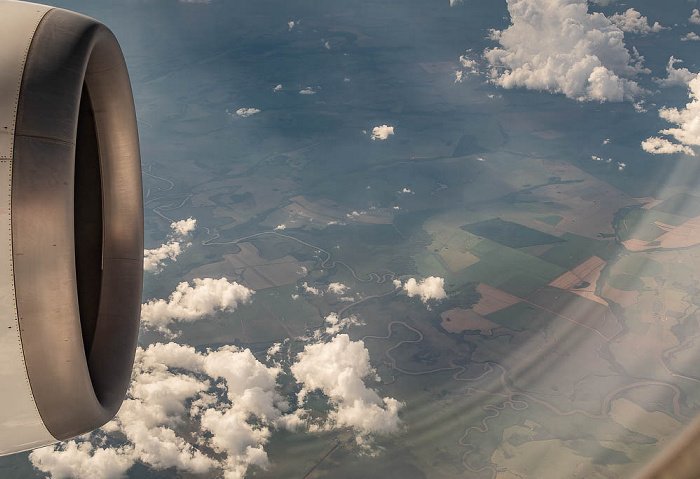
[0,0,143,455]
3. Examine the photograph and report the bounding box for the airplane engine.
[0,0,143,455]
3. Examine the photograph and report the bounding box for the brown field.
[549,256,608,306]
[186,242,312,290]
[472,283,521,316]
[624,215,700,251]
[440,308,500,334]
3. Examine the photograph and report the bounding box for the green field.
[486,302,558,331]
[654,193,700,218]
[536,214,563,227]
[539,233,612,269]
[461,218,564,249]
[457,239,566,297]
[607,274,645,292]
[615,256,664,277]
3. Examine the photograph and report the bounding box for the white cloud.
[144,218,197,273]
[236,108,261,118]
[323,40,331,50]
[301,282,322,296]
[288,20,295,31]
[633,100,648,113]
[642,137,695,156]
[642,75,700,156]
[603,138,611,145]
[400,187,413,194]
[274,224,286,230]
[30,311,405,477]
[609,8,664,34]
[273,84,282,92]
[657,57,697,88]
[402,277,447,303]
[484,0,646,102]
[171,217,196,236]
[316,312,362,337]
[327,282,349,294]
[455,50,480,83]
[370,125,394,140]
[682,32,700,41]
[30,441,135,479]
[141,278,254,332]
[144,241,183,273]
[30,342,295,479]
[291,334,403,438]
[691,9,700,24]
[299,87,316,95]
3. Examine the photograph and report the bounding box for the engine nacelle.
[0,0,143,455]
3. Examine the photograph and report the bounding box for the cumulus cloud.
[484,0,647,102]
[171,217,196,236]
[327,282,348,294]
[235,108,261,118]
[144,242,183,274]
[609,8,664,34]
[288,20,295,31]
[656,57,697,88]
[682,32,700,42]
[642,137,696,156]
[315,312,363,337]
[400,277,447,303]
[642,75,700,156]
[30,441,134,479]
[31,342,298,479]
[291,334,403,438]
[301,282,322,296]
[144,218,197,273]
[273,84,282,92]
[455,50,480,83]
[370,125,394,140]
[32,302,404,477]
[691,9,700,25]
[141,278,254,332]
[299,87,316,95]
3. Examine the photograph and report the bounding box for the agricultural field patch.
[461,218,564,249]
[653,193,700,218]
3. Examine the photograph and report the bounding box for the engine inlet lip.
[11,7,143,441]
